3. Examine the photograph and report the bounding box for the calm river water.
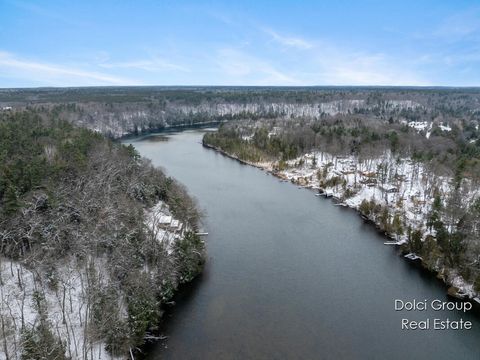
[126,129,480,360]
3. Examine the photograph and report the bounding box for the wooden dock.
[384,241,399,245]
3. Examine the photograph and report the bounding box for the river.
[126,129,480,360]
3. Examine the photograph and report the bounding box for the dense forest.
[0,110,205,359]
[2,86,480,139]
[203,114,480,179]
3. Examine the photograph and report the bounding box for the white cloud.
[264,29,313,49]
[0,51,138,86]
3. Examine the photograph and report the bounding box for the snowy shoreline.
[202,141,480,304]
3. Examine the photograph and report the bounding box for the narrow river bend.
[126,129,480,360]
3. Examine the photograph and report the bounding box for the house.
[158,215,173,229]
[169,219,183,232]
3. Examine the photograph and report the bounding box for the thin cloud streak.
[264,28,314,49]
[0,51,138,86]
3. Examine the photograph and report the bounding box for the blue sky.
[1,0,480,87]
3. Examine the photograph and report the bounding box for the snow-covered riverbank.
[203,142,480,303]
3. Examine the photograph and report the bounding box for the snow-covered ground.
[0,257,120,360]
[0,201,186,360]
[405,120,452,139]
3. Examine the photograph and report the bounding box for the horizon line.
[2,84,480,91]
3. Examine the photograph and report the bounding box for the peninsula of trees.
[0,109,205,359]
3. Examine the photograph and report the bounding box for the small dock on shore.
[384,241,400,245]
[404,253,422,260]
